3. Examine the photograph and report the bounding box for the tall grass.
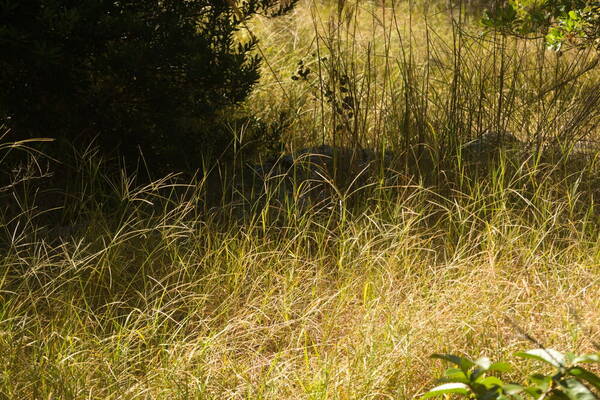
[246,0,600,171]
[1,0,599,398]
[2,142,599,398]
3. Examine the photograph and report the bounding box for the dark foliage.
[0,0,296,171]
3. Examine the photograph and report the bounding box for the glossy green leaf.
[478,376,504,389]
[516,349,565,367]
[440,368,470,384]
[568,367,600,390]
[422,383,471,399]
[473,386,502,400]
[530,373,553,391]
[524,386,544,397]
[497,395,514,400]
[572,354,600,364]
[547,389,571,400]
[502,384,525,395]
[561,378,597,400]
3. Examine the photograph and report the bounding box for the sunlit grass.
[1,153,599,398]
[245,0,600,157]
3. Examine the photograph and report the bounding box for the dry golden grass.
[245,0,600,154]
[2,163,599,398]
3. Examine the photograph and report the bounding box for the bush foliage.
[0,0,296,170]
[483,0,600,51]
[424,349,600,400]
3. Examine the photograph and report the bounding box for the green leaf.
[547,389,572,400]
[497,395,514,400]
[440,368,470,384]
[489,362,512,372]
[502,384,525,395]
[516,349,565,367]
[569,367,600,390]
[432,354,475,373]
[422,383,471,399]
[560,378,597,400]
[471,367,487,381]
[524,386,544,397]
[478,376,505,389]
[472,384,501,400]
[572,354,600,364]
[530,373,553,391]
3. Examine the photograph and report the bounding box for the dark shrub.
[0,0,296,172]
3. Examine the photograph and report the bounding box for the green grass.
[1,0,600,398]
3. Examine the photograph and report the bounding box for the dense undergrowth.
[1,139,599,398]
[1,0,600,398]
